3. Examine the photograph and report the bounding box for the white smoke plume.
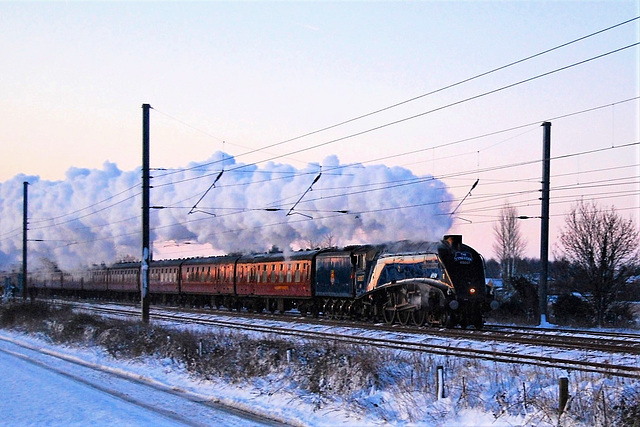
[0,153,454,271]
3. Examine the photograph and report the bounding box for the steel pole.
[539,122,551,325]
[22,181,28,300]
[142,104,151,322]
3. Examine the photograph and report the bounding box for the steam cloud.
[0,153,454,271]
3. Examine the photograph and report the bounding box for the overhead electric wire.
[149,94,639,194]
[469,162,640,186]
[0,228,23,241]
[226,42,639,174]
[293,141,640,210]
[447,184,640,221]
[12,134,639,249]
[457,196,640,225]
[152,16,640,179]
[454,184,640,216]
[102,140,640,239]
[27,192,141,231]
[28,183,140,224]
[12,18,640,249]
[51,183,640,252]
[447,174,640,218]
[150,94,639,215]
[154,94,631,181]
[156,69,639,193]
[148,141,640,239]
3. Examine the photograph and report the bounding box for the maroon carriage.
[180,255,238,296]
[107,262,140,298]
[235,250,318,299]
[83,265,110,293]
[148,259,182,295]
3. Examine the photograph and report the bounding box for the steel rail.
[68,302,640,380]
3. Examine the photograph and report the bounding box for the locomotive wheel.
[412,308,427,326]
[396,288,412,325]
[382,293,396,325]
[397,308,411,325]
[322,299,332,318]
[328,299,337,319]
[382,304,395,324]
[335,300,345,320]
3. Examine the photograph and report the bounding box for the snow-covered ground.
[0,332,283,426]
[2,314,638,427]
[1,301,639,426]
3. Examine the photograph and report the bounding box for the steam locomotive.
[23,235,497,329]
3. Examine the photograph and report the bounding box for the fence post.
[559,377,569,416]
[436,365,445,399]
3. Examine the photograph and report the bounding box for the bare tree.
[493,202,526,280]
[558,201,639,326]
[321,233,337,248]
[304,238,321,250]
[305,233,338,249]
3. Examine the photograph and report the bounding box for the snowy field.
[1,311,639,427]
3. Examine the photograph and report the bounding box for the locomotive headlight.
[469,288,477,295]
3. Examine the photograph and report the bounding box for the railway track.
[423,324,640,355]
[65,300,640,380]
[69,299,640,354]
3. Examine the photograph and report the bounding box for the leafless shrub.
[0,301,60,331]
[613,388,640,427]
